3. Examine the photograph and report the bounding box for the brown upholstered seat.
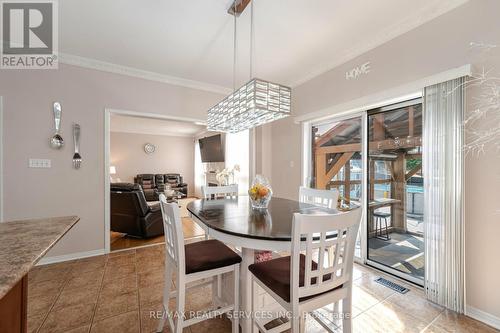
[249,254,342,303]
[185,239,242,274]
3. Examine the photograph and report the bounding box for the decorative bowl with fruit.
[248,175,273,209]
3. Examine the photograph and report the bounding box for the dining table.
[187,195,338,333]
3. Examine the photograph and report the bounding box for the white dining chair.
[201,184,238,200]
[299,186,340,267]
[248,208,362,333]
[157,194,241,333]
[299,186,339,209]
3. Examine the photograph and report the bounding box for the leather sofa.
[134,173,188,201]
[134,174,158,201]
[110,183,164,238]
[163,173,188,196]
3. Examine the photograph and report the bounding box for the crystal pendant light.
[207,0,291,133]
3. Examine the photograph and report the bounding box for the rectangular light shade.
[207,78,291,133]
[109,166,117,175]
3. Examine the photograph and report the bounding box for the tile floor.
[111,216,205,251]
[28,223,498,332]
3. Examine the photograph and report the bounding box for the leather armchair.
[164,173,188,196]
[110,183,164,238]
[134,174,157,201]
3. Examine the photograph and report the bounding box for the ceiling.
[60,0,468,92]
[110,114,205,137]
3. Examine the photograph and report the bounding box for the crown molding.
[58,53,232,95]
[110,128,197,138]
[288,0,470,88]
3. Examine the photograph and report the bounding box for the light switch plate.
[29,158,51,168]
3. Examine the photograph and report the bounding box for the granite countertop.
[0,216,79,299]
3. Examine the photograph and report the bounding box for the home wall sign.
[346,62,371,80]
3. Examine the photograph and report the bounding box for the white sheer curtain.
[194,139,204,198]
[225,130,250,195]
[423,77,465,312]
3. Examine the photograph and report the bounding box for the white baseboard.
[466,305,500,330]
[36,249,106,266]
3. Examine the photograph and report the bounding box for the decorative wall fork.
[72,124,82,169]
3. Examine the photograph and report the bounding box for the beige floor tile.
[189,316,231,333]
[64,269,104,290]
[352,265,366,281]
[103,263,136,281]
[385,289,443,323]
[138,270,164,289]
[301,312,341,333]
[27,293,58,317]
[39,303,95,333]
[139,284,165,307]
[94,291,139,321]
[79,255,108,264]
[52,287,99,310]
[354,300,429,333]
[136,245,164,256]
[65,325,91,333]
[107,249,136,258]
[28,278,65,298]
[432,310,500,333]
[29,266,72,284]
[106,252,137,267]
[140,302,179,333]
[351,283,386,314]
[70,261,106,276]
[27,314,45,333]
[423,324,450,333]
[100,275,138,297]
[136,260,164,274]
[90,311,140,333]
[185,285,213,313]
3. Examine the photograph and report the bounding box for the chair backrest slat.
[201,184,238,200]
[290,208,362,302]
[159,194,185,269]
[299,186,339,209]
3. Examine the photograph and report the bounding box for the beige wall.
[260,0,500,320]
[110,132,195,195]
[0,64,223,258]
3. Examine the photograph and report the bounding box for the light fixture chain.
[233,1,238,92]
[250,0,254,80]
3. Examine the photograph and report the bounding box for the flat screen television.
[199,134,224,162]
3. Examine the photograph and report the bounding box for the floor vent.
[374,277,409,294]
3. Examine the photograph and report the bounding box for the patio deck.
[368,232,424,280]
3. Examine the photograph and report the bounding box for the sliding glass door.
[366,99,424,284]
[306,98,424,284]
[309,115,364,259]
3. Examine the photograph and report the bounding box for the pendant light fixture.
[207,0,291,133]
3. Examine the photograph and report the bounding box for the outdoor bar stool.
[157,194,241,333]
[373,211,391,240]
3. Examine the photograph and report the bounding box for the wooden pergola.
[313,106,422,234]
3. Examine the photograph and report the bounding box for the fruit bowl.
[248,175,272,209]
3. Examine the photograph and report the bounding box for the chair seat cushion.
[249,254,342,303]
[185,239,241,274]
[373,212,391,218]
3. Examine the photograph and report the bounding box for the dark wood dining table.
[187,196,338,333]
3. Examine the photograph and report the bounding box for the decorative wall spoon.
[50,102,64,149]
